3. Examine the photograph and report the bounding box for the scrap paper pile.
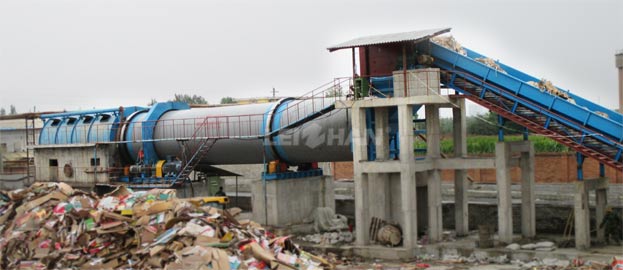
[0,182,331,270]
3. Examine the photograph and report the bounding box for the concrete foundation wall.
[0,129,35,153]
[251,175,335,226]
[34,145,114,187]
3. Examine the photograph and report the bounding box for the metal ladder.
[172,114,221,186]
[173,139,218,186]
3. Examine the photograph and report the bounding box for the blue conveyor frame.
[426,41,623,169]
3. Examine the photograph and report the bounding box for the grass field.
[414,135,569,155]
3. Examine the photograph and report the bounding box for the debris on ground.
[505,243,520,250]
[431,36,467,56]
[475,57,507,74]
[0,182,331,269]
[299,231,354,245]
[327,252,616,270]
[306,207,348,233]
[369,217,403,247]
[507,241,557,252]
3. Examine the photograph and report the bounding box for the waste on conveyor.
[431,36,467,56]
[527,79,574,102]
[0,182,331,269]
[475,57,507,74]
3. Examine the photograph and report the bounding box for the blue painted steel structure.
[39,107,145,145]
[267,98,295,164]
[262,168,323,181]
[425,41,623,170]
[36,32,623,188]
[138,102,190,165]
[365,77,423,161]
[37,98,351,187]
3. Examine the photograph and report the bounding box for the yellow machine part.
[268,160,279,174]
[186,196,229,207]
[155,160,166,177]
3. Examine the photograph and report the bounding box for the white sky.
[0,0,621,115]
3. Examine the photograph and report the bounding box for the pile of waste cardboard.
[475,57,507,74]
[0,182,331,269]
[431,36,467,56]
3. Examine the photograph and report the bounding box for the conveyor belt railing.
[427,41,623,169]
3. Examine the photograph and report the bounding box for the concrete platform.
[297,234,623,263]
[251,175,335,226]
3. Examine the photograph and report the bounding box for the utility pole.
[271,87,278,100]
[616,50,623,113]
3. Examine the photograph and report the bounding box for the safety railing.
[36,77,354,146]
[35,72,458,147]
[347,69,445,99]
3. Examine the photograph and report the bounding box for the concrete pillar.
[354,173,370,245]
[574,182,591,249]
[321,175,336,211]
[401,168,417,248]
[352,107,368,165]
[375,107,389,160]
[427,169,442,242]
[520,142,536,238]
[495,142,513,244]
[352,106,371,245]
[368,173,391,222]
[398,105,414,162]
[425,105,441,158]
[398,104,417,248]
[371,107,392,221]
[425,105,442,242]
[596,188,608,243]
[452,98,469,236]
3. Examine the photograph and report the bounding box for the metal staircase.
[428,42,623,170]
[163,78,351,187]
[174,138,218,186]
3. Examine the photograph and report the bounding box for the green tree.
[220,97,236,104]
[0,108,5,116]
[171,94,207,105]
[9,105,16,115]
[147,98,158,106]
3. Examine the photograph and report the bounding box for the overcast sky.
[0,0,621,115]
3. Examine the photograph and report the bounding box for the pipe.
[123,99,352,165]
